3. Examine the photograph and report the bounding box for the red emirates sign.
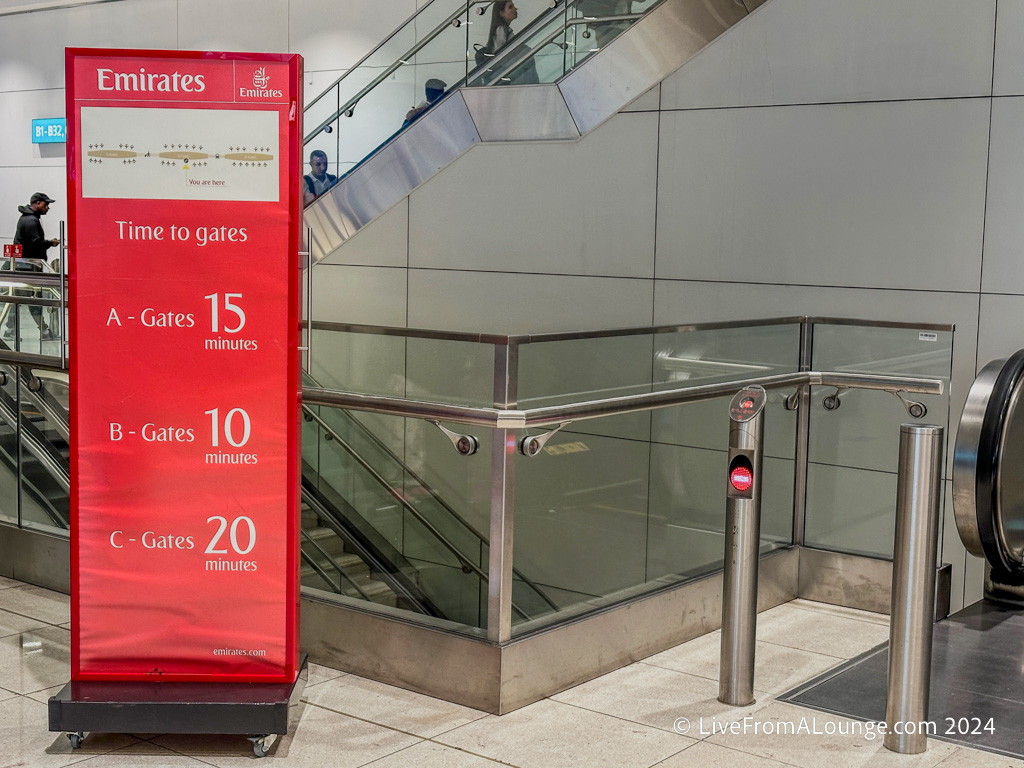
[66,48,302,683]
[3,244,22,258]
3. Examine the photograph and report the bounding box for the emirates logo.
[252,67,269,89]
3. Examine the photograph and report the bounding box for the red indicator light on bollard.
[730,465,753,493]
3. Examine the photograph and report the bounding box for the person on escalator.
[478,1,538,84]
[403,78,447,128]
[303,150,338,206]
[9,193,58,339]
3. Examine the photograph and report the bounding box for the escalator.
[303,0,760,257]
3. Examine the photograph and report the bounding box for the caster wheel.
[68,732,85,750]
[249,734,276,758]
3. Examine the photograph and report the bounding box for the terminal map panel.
[66,49,302,683]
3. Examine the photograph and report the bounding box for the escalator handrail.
[304,0,493,143]
[300,527,373,600]
[0,382,69,492]
[304,407,486,575]
[303,0,596,147]
[301,479,447,618]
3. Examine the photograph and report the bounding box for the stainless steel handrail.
[304,0,490,115]
[303,370,944,430]
[303,405,536,621]
[310,402,560,613]
[304,0,494,143]
[481,12,644,86]
[309,315,955,346]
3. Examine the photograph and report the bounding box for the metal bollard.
[719,386,767,706]
[884,424,943,754]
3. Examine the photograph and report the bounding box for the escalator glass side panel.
[17,372,69,534]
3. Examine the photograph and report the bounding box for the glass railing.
[303,0,663,186]
[804,321,954,558]
[302,317,953,640]
[0,295,954,643]
[301,367,560,633]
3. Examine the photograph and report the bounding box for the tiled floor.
[0,583,1020,768]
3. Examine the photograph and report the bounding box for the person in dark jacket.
[10,192,58,338]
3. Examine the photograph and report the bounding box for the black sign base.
[48,655,307,757]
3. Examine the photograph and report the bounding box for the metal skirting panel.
[0,523,69,593]
[299,547,798,714]
[559,0,750,135]
[498,545,799,713]
[798,547,951,621]
[462,85,580,142]
[300,594,502,713]
[308,92,481,262]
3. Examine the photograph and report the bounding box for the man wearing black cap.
[15,192,59,262]
[10,192,59,338]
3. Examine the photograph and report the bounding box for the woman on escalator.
[480,1,538,84]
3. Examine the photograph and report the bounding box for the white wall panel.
[621,84,660,113]
[408,270,654,334]
[321,199,408,268]
[977,293,1024,368]
[994,0,1024,96]
[0,0,178,93]
[311,264,407,326]
[982,97,1024,294]
[177,0,288,54]
[0,90,65,168]
[661,0,995,109]
[0,166,68,244]
[408,112,658,278]
[290,0,417,73]
[655,99,989,291]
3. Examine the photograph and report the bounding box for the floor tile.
[0,585,71,626]
[643,629,846,695]
[653,740,798,767]
[707,701,957,768]
[0,606,49,639]
[63,741,210,766]
[0,576,23,591]
[305,662,346,688]
[755,604,890,659]
[789,599,890,627]
[26,683,66,704]
[304,673,487,738]
[934,747,1024,767]
[153,700,420,767]
[364,740,517,767]
[437,698,691,768]
[552,660,773,734]
[0,696,137,766]
[0,626,70,695]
